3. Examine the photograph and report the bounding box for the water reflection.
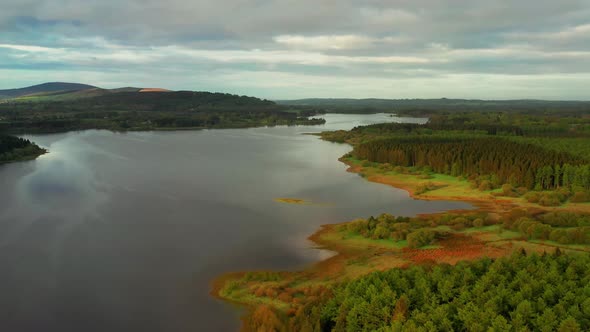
[0,114,467,332]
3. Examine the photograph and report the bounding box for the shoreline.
[0,148,47,165]
[4,120,327,136]
[210,154,526,328]
[211,150,590,331]
[340,157,519,214]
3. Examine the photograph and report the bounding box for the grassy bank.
[340,156,590,214]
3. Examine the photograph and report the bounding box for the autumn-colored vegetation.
[216,207,590,331]
[215,111,590,331]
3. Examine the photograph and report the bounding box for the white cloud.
[273,34,409,51]
[0,44,62,53]
[0,42,434,67]
[273,35,377,50]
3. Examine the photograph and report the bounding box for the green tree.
[558,317,581,332]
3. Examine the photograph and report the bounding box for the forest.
[353,136,589,191]
[320,111,590,206]
[215,110,590,332]
[0,91,325,133]
[220,202,590,332]
[0,135,45,163]
[234,207,590,331]
[296,252,590,332]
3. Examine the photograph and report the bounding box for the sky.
[1,0,590,100]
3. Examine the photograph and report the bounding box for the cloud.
[274,35,377,51]
[0,0,589,99]
[0,43,60,53]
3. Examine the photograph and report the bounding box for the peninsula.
[215,109,590,331]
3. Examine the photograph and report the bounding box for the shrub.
[478,180,494,191]
[452,217,471,227]
[372,225,390,239]
[516,187,529,196]
[421,166,433,174]
[346,219,367,233]
[538,192,563,207]
[557,187,571,198]
[407,229,436,248]
[525,192,541,203]
[379,163,393,171]
[473,218,484,227]
[485,213,501,225]
[417,174,434,179]
[570,192,590,203]
[415,182,438,195]
[501,184,519,197]
[278,292,293,303]
[451,223,466,231]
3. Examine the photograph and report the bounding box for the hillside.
[12,87,144,102]
[0,82,97,99]
[0,87,323,133]
[73,90,277,112]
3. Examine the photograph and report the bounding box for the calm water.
[0,114,470,332]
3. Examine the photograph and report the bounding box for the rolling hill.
[0,82,97,99]
[0,83,325,133]
[12,87,145,102]
[0,83,150,102]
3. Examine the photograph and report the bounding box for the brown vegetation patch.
[403,233,508,265]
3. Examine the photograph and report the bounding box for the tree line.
[353,136,590,191]
[345,209,590,246]
[0,135,45,163]
[303,252,590,331]
[0,91,326,133]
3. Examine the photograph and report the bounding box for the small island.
[274,198,309,205]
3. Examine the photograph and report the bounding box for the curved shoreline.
[340,158,518,214]
[210,152,590,331]
[209,155,520,329]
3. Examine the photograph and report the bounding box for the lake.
[0,114,471,331]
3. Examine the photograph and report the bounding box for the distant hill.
[277,98,590,113]
[1,86,279,113]
[12,87,144,102]
[0,82,97,99]
[65,90,277,112]
[0,83,276,112]
[0,86,321,133]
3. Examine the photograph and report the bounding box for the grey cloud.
[1,0,584,46]
[1,0,590,98]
